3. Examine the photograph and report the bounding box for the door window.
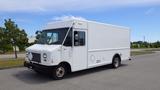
[74,31,85,46]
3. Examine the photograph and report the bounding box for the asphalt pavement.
[0,52,160,90]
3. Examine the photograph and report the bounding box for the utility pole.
[143,36,145,42]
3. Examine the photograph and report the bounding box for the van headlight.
[26,52,32,61]
[26,52,29,58]
[43,53,47,58]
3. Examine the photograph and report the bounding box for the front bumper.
[24,61,56,73]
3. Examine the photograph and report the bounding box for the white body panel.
[87,21,130,68]
[25,19,130,72]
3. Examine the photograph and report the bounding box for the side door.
[72,29,88,71]
[61,29,73,65]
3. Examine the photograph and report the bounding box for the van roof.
[44,19,130,30]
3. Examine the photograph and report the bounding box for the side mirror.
[35,31,42,35]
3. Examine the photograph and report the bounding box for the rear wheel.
[52,65,66,80]
[112,56,121,68]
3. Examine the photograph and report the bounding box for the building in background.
[28,36,36,43]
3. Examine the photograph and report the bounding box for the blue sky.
[0,0,160,42]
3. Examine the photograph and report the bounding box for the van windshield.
[37,28,69,45]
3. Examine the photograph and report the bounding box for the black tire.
[112,56,121,69]
[52,65,66,80]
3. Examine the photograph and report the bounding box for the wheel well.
[112,54,121,62]
[59,62,71,73]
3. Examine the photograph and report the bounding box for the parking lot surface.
[0,52,160,90]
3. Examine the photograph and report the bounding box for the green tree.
[0,27,11,53]
[4,19,28,58]
[17,29,28,51]
[0,27,5,53]
[152,41,160,48]
[34,31,42,43]
[131,41,160,48]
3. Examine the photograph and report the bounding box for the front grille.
[31,53,41,63]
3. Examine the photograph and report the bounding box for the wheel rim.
[56,67,65,78]
[114,58,119,68]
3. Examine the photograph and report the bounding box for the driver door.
[72,29,87,71]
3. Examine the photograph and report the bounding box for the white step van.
[24,19,131,79]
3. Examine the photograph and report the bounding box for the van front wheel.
[52,65,66,80]
[112,56,121,68]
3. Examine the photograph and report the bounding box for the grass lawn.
[131,50,155,56]
[145,48,160,52]
[0,58,24,69]
[0,48,159,70]
[0,51,25,55]
[131,48,160,56]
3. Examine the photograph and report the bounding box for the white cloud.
[52,15,86,21]
[0,0,160,12]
